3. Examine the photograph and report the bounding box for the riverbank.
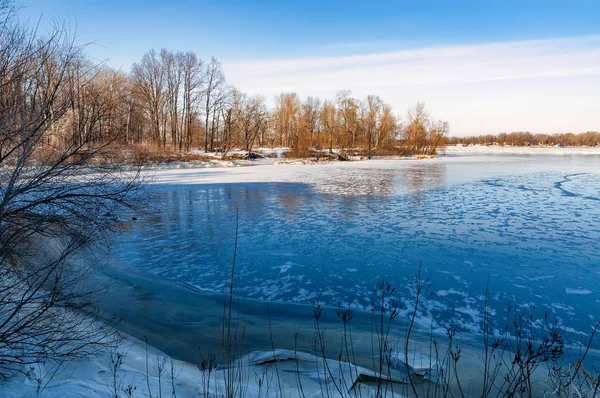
[1,245,479,397]
[138,145,600,172]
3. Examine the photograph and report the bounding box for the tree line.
[448,131,600,147]
[15,44,449,160]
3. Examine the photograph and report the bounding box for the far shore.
[444,144,600,156]
[137,145,600,172]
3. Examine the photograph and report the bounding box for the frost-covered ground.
[116,154,600,343]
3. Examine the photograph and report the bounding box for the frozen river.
[114,154,600,343]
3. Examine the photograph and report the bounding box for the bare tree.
[320,101,337,154]
[273,92,301,153]
[403,102,448,155]
[67,62,130,147]
[0,3,143,380]
[362,95,382,158]
[218,87,235,159]
[220,107,235,159]
[203,57,225,152]
[336,90,359,149]
[375,104,398,149]
[132,49,165,147]
[234,93,267,157]
[208,82,229,152]
[181,51,203,151]
[162,49,183,151]
[301,96,321,148]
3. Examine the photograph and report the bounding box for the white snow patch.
[565,288,593,295]
[529,275,556,281]
[437,288,467,297]
[272,261,294,274]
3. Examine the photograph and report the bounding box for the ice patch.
[272,261,294,274]
[565,288,592,295]
[529,275,556,281]
[455,306,482,324]
[437,289,467,297]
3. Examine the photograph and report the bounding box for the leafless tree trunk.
[362,95,382,158]
[220,107,235,159]
[336,90,358,150]
[273,92,301,153]
[163,50,183,151]
[234,93,267,157]
[203,58,225,153]
[302,96,321,148]
[181,52,203,151]
[320,101,337,154]
[132,49,165,148]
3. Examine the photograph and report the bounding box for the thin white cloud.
[224,36,600,134]
[320,40,424,50]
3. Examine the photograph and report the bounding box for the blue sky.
[18,0,600,134]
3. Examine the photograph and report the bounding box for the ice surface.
[114,155,600,344]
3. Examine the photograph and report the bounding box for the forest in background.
[448,131,600,147]
[21,42,450,161]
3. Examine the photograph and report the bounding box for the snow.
[387,350,438,377]
[1,337,193,397]
[256,147,291,158]
[144,159,241,170]
[445,145,600,156]
[2,339,419,397]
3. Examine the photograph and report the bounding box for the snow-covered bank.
[0,248,456,397]
[444,145,600,156]
[143,159,244,170]
[137,145,600,178]
[1,336,436,397]
[1,335,192,398]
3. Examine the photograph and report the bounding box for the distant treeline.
[67,44,451,158]
[448,131,600,147]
